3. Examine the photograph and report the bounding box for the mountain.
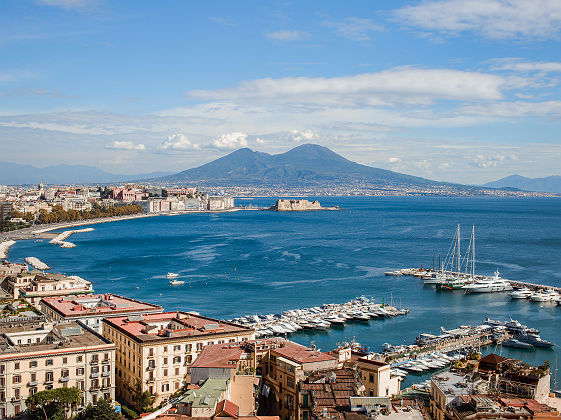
[483,174,561,193]
[156,144,457,190]
[0,162,173,185]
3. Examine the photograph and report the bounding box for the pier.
[49,227,94,248]
[387,268,561,293]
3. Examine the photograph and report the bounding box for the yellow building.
[0,321,116,418]
[101,311,255,407]
[356,358,401,398]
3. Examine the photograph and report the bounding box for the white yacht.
[530,289,560,302]
[166,272,179,279]
[461,271,513,293]
[509,287,533,299]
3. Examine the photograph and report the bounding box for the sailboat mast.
[456,224,461,273]
[472,225,475,278]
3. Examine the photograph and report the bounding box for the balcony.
[28,380,39,387]
[60,377,70,383]
[102,359,110,364]
[102,371,110,377]
[147,365,155,371]
[90,359,99,365]
[90,373,99,379]
[146,378,155,384]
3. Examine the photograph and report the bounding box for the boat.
[438,278,469,290]
[517,333,554,348]
[530,289,560,302]
[503,338,534,349]
[509,287,533,299]
[462,271,513,293]
[166,272,179,279]
[169,279,185,285]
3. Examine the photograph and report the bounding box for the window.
[173,356,181,364]
[207,341,214,346]
[196,343,203,351]
[91,354,99,362]
[77,355,83,363]
[31,373,37,382]
[29,361,37,368]
[30,387,37,396]
[163,357,168,365]
[61,369,69,378]
[163,369,168,376]
[46,359,53,366]
[369,374,374,383]
[14,362,20,370]
[148,348,154,357]
[63,357,67,364]
[91,366,99,374]
[175,367,180,375]
[161,383,170,392]
[163,346,168,353]
[45,371,54,382]
[185,344,192,352]
[77,380,84,390]
[174,345,180,351]
[104,353,109,361]
[76,368,84,375]
[14,388,20,399]
[13,375,21,384]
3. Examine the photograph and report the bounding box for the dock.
[387,267,561,293]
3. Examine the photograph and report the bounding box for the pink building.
[109,187,147,202]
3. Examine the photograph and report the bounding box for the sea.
[6,196,561,388]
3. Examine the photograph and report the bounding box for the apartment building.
[101,311,255,407]
[6,271,93,307]
[262,339,337,420]
[0,321,116,418]
[356,358,401,398]
[40,294,163,334]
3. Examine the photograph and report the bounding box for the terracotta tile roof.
[272,340,336,364]
[215,399,239,418]
[191,343,246,369]
[478,353,509,366]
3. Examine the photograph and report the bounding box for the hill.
[483,174,561,193]
[0,162,172,185]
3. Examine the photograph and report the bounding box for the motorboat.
[169,279,185,285]
[461,271,513,293]
[517,333,554,348]
[530,289,560,302]
[324,315,345,325]
[509,287,533,299]
[166,272,179,279]
[503,338,534,349]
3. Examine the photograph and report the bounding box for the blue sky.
[1,0,561,183]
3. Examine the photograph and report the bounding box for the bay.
[6,197,561,388]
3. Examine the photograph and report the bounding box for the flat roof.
[41,294,163,318]
[103,311,253,343]
[0,321,114,359]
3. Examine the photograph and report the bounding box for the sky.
[1,0,561,184]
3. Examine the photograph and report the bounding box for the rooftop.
[180,378,229,409]
[0,320,114,358]
[41,294,163,318]
[191,343,247,369]
[102,311,253,343]
[272,339,336,365]
[431,370,474,398]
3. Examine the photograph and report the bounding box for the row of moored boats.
[229,296,410,338]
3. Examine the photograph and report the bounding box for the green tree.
[26,387,82,420]
[75,398,121,420]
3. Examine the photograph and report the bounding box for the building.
[190,342,258,416]
[5,271,93,308]
[261,339,338,420]
[0,320,116,418]
[40,294,164,334]
[101,311,255,407]
[109,187,147,202]
[430,371,477,420]
[299,368,363,420]
[356,358,401,398]
[451,395,559,420]
[167,188,197,197]
[206,197,234,211]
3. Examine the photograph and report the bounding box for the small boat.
[503,338,534,349]
[530,289,560,302]
[166,272,179,279]
[509,288,533,299]
[169,279,185,285]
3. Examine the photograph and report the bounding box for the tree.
[26,387,82,420]
[75,398,121,420]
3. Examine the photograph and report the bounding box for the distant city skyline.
[1,0,561,184]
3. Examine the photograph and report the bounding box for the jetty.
[49,227,94,248]
[24,257,50,270]
[0,240,16,259]
[387,267,561,294]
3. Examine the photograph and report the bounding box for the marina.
[230,296,410,338]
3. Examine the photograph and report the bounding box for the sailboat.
[437,225,471,290]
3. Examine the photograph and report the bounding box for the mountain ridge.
[483,174,561,193]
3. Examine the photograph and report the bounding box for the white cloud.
[395,0,561,40]
[36,0,97,10]
[388,157,401,163]
[288,129,319,142]
[322,17,382,41]
[414,159,432,169]
[159,133,201,151]
[471,154,518,168]
[266,30,308,41]
[491,58,561,73]
[255,137,266,145]
[105,141,146,151]
[190,68,505,107]
[212,132,248,149]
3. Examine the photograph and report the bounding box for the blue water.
[6,197,561,388]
